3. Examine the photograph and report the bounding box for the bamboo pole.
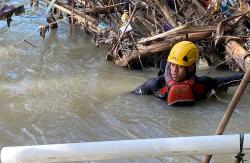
[203,67,250,163]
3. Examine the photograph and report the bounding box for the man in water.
[133,41,244,106]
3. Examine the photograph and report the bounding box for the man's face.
[170,63,187,81]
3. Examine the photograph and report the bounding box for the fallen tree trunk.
[225,41,250,72]
[114,31,211,66]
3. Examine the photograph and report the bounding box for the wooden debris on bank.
[41,0,250,71]
[226,40,250,71]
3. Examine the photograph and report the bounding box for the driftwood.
[138,25,215,44]
[226,41,250,72]
[38,0,249,70]
[115,31,212,66]
[214,10,250,46]
[113,9,250,67]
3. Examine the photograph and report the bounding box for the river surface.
[1,2,250,163]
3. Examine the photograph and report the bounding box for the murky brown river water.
[0,3,250,163]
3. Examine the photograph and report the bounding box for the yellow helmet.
[167,41,199,66]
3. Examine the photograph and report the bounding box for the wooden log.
[114,31,211,66]
[138,24,187,44]
[225,41,250,72]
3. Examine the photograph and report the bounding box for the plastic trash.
[163,22,172,32]
[120,23,132,33]
[98,21,109,30]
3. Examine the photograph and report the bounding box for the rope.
[235,133,246,163]
[14,28,40,46]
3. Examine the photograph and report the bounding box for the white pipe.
[1,134,250,163]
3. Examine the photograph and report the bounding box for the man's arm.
[197,73,244,93]
[132,75,166,95]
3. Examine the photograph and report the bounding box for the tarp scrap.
[0,4,25,27]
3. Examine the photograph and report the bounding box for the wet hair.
[185,64,196,78]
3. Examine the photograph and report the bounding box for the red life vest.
[159,79,205,105]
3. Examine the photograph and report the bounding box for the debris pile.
[36,0,250,70]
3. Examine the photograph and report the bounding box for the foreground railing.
[1,133,249,163]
